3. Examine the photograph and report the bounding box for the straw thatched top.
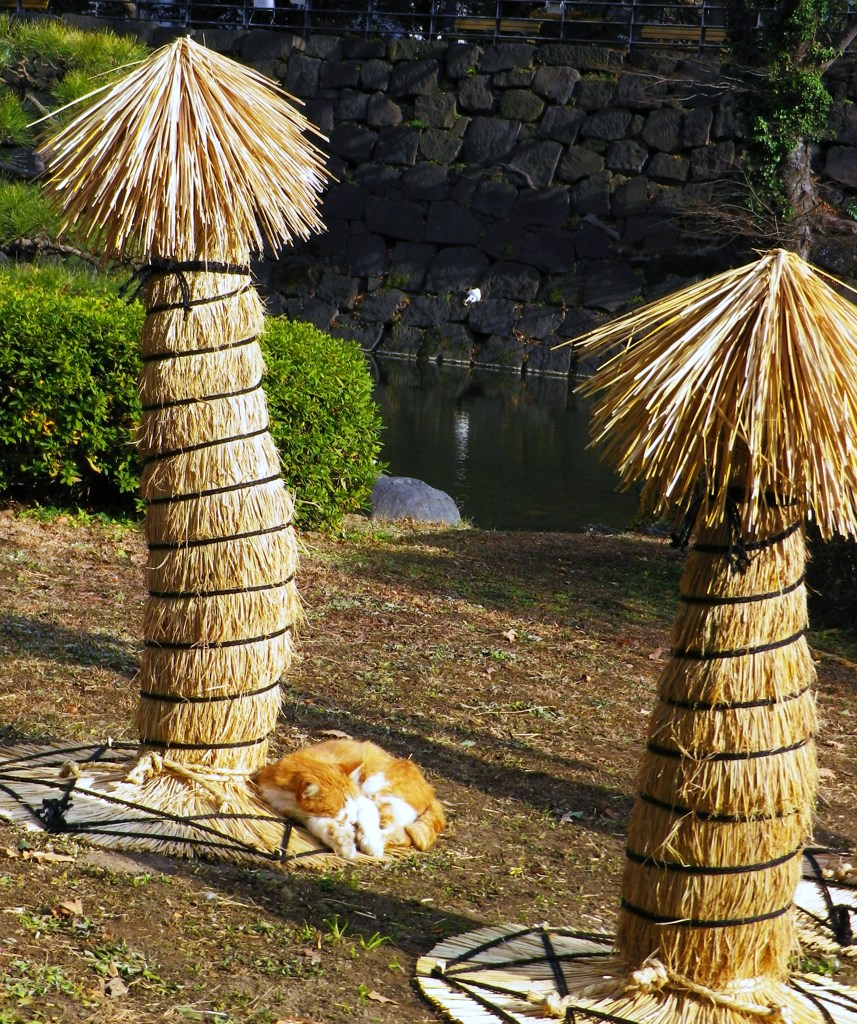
[572,249,857,539]
[38,36,327,262]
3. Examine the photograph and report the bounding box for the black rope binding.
[141,381,262,412]
[672,485,801,574]
[148,521,292,552]
[141,334,257,365]
[625,845,802,876]
[620,897,791,929]
[803,848,855,947]
[139,425,270,466]
[120,258,251,316]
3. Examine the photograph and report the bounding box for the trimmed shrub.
[0,265,384,530]
[260,318,385,530]
[0,264,143,502]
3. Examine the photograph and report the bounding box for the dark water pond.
[369,359,640,532]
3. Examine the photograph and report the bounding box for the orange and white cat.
[253,739,445,859]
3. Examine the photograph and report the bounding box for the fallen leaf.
[502,628,517,643]
[559,810,585,823]
[317,729,351,739]
[104,976,128,998]
[53,898,83,918]
[648,648,666,661]
[367,991,397,1005]
[818,768,836,780]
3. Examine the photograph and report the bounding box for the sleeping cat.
[253,739,445,860]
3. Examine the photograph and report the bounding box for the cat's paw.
[315,820,358,859]
[332,828,359,859]
[405,820,435,851]
[356,828,386,859]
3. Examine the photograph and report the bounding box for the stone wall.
[72,18,857,376]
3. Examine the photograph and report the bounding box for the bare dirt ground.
[0,507,855,1024]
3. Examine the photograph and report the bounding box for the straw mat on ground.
[416,923,857,1024]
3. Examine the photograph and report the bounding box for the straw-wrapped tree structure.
[0,38,337,864]
[416,249,857,1024]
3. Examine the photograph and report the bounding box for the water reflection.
[370,359,640,532]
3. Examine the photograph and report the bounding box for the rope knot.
[629,959,670,993]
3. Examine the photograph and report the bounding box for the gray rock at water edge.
[372,476,461,525]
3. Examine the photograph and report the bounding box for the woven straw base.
[795,849,857,963]
[416,924,857,1024]
[0,741,341,868]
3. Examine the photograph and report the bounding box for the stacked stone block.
[73,17,857,376]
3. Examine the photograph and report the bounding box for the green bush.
[260,319,385,530]
[0,265,384,530]
[0,263,142,501]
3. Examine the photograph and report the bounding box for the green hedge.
[0,264,142,500]
[0,264,384,530]
[261,318,385,530]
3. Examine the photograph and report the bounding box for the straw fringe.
[637,744,815,817]
[38,38,328,262]
[143,587,296,644]
[572,250,857,540]
[657,645,817,709]
[146,527,298,591]
[625,804,812,868]
[138,390,269,454]
[648,696,817,758]
[139,434,282,501]
[139,347,265,406]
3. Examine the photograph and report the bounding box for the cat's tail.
[405,795,446,851]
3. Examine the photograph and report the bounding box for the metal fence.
[55,0,856,53]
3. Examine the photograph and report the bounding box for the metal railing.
[65,0,856,53]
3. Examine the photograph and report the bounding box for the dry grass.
[0,511,854,1023]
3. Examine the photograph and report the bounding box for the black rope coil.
[661,683,812,711]
[678,572,806,607]
[144,623,291,651]
[625,845,802,876]
[149,574,295,600]
[141,381,263,412]
[672,627,806,661]
[148,522,292,552]
[139,425,270,466]
[121,258,251,318]
[139,677,282,705]
[141,333,257,365]
[647,736,810,762]
[143,472,282,506]
[620,897,791,929]
[638,791,797,824]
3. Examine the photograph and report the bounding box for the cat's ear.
[341,759,363,779]
[301,780,321,798]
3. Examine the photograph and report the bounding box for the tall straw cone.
[0,37,336,865]
[417,251,857,1024]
